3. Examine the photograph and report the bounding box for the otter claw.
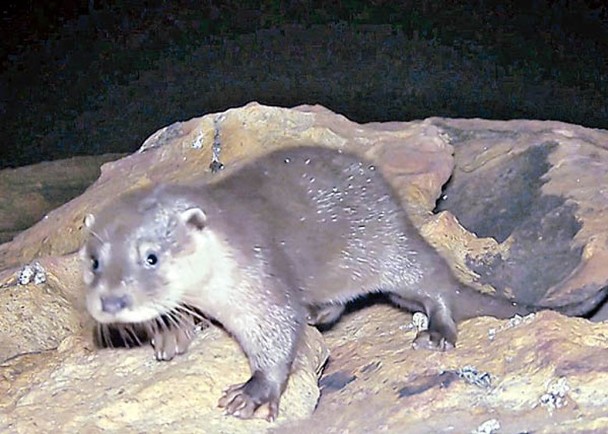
[218,375,280,422]
[412,330,455,351]
[218,383,259,420]
[151,325,194,361]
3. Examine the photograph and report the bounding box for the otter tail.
[455,284,608,321]
[533,285,608,318]
[453,285,530,322]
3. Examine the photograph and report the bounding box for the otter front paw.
[218,372,280,422]
[151,321,195,361]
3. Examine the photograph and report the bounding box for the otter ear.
[180,207,207,231]
[83,213,95,229]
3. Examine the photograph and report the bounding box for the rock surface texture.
[1,103,607,433]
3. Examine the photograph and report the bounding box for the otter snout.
[100,294,132,314]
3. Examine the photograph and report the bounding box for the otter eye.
[91,256,99,271]
[145,253,158,267]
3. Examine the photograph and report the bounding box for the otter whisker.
[172,304,208,327]
[95,323,111,349]
[88,228,104,244]
[117,324,134,348]
[143,319,158,340]
[164,311,181,330]
[177,300,209,322]
[152,316,165,337]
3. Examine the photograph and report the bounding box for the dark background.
[1,0,607,169]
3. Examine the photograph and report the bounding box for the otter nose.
[100,294,130,313]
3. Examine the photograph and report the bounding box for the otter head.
[80,186,210,325]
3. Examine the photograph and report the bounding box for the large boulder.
[1,103,606,433]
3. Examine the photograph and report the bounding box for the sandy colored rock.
[0,253,87,363]
[1,326,327,433]
[277,306,608,434]
[1,103,607,433]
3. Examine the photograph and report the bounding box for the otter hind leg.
[390,293,457,351]
[306,303,345,326]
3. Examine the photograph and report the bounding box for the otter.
[81,145,529,421]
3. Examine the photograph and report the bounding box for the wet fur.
[81,146,529,421]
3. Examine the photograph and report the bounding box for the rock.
[1,326,327,432]
[0,154,124,244]
[0,103,607,433]
[277,306,608,434]
[0,254,85,362]
[433,118,608,317]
